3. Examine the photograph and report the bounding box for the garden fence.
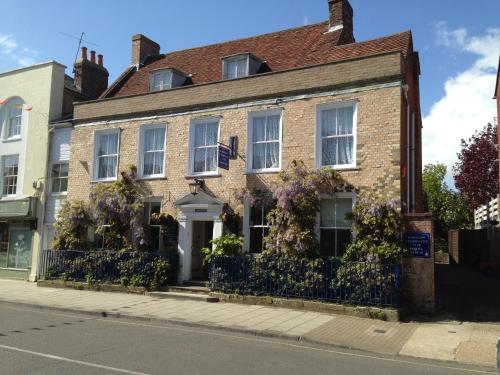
[209,256,402,307]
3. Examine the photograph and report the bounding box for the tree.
[423,163,472,250]
[453,123,499,211]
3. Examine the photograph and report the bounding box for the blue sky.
[1,0,499,185]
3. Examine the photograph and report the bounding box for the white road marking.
[0,304,495,374]
[0,344,150,375]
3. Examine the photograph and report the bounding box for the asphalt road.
[0,304,495,375]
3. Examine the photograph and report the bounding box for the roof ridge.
[332,29,412,50]
[163,21,329,57]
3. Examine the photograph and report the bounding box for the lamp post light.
[189,179,204,195]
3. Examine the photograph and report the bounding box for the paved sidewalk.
[0,279,499,369]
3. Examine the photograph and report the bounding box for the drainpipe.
[402,84,410,214]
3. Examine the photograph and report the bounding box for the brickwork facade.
[68,84,403,216]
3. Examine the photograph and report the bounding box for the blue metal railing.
[209,256,402,307]
[38,249,179,285]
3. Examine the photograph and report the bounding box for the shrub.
[53,200,92,251]
[201,233,243,264]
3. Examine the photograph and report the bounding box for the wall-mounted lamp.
[189,179,204,195]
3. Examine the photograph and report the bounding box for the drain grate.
[373,329,387,335]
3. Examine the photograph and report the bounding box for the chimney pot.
[81,46,88,60]
[90,50,96,63]
[98,54,103,67]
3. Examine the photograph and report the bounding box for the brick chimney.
[328,0,355,44]
[73,46,109,100]
[131,34,160,67]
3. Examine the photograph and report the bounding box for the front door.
[191,221,214,280]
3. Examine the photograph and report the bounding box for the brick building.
[68,0,423,282]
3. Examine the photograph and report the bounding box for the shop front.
[0,197,37,279]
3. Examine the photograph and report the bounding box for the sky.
[1,0,499,187]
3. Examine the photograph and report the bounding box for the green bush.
[201,233,243,264]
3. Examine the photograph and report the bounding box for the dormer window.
[150,68,186,92]
[222,53,262,80]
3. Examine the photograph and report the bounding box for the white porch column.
[212,218,223,248]
[177,218,192,283]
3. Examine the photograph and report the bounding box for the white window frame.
[50,161,69,195]
[243,200,274,254]
[92,129,120,182]
[1,154,19,197]
[247,109,283,174]
[222,55,250,80]
[187,117,221,177]
[315,101,357,170]
[317,192,356,257]
[2,99,24,141]
[138,124,167,179]
[150,70,173,92]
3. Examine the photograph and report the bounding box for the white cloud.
[0,34,17,54]
[423,24,500,187]
[0,33,38,68]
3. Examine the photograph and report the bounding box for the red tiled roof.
[109,22,412,98]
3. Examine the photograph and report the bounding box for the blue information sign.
[404,232,431,258]
[218,145,230,170]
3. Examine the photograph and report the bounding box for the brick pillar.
[403,213,435,313]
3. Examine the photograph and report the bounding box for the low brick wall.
[211,292,400,322]
[37,279,148,294]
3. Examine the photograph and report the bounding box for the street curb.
[0,299,302,343]
[0,299,497,371]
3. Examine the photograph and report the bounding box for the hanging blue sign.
[218,145,230,170]
[404,232,431,258]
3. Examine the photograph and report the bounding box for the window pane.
[153,151,164,175]
[252,117,266,142]
[59,178,68,193]
[336,198,353,228]
[205,147,217,172]
[336,229,351,257]
[250,206,264,226]
[338,136,353,165]
[154,128,165,150]
[59,163,69,177]
[266,115,280,141]
[321,109,336,137]
[144,129,156,151]
[265,142,279,169]
[225,60,236,79]
[320,199,335,227]
[51,164,61,178]
[321,138,337,166]
[150,202,161,216]
[337,107,353,135]
[107,133,118,154]
[252,144,265,170]
[143,153,154,175]
[194,148,205,173]
[2,155,18,196]
[236,58,247,78]
[194,124,206,147]
[206,123,218,146]
[250,228,268,253]
[320,229,335,257]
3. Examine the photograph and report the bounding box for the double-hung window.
[189,118,219,175]
[223,55,249,79]
[248,110,282,172]
[319,194,353,257]
[317,102,356,169]
[6,105,22,139]
[248,203,274,253]
[51,162,68,194]
[150,70,173,92]
[140,125,166,178]
[1,155,19,196]
[93,130,119,181]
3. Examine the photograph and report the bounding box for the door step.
[169,285,211,295]
[183,280,209,288]
[148,291,219,303]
